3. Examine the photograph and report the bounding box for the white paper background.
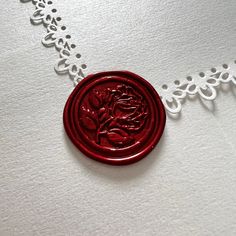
[58,0,236,89]
[0,1,236,236]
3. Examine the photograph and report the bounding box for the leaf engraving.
[89,89,102,109]
[80,117,97,130]
[107,128,134,147]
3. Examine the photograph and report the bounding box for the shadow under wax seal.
[63,71,166,165]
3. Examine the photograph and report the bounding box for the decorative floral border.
[21,0,236,114]
[21,0,87,85]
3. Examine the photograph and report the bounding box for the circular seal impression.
[63,71,166,165]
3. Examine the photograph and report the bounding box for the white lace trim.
[21,0,236,114]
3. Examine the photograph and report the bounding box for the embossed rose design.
[80,84,149,147]
[64,71,165,165]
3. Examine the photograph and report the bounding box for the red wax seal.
[63,71,166,165]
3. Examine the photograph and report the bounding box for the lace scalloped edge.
[21,0,236,114]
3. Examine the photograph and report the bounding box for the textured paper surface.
[0,1,236,236]
[58,0,236,88]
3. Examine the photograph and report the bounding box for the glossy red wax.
[63,71,166,165]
